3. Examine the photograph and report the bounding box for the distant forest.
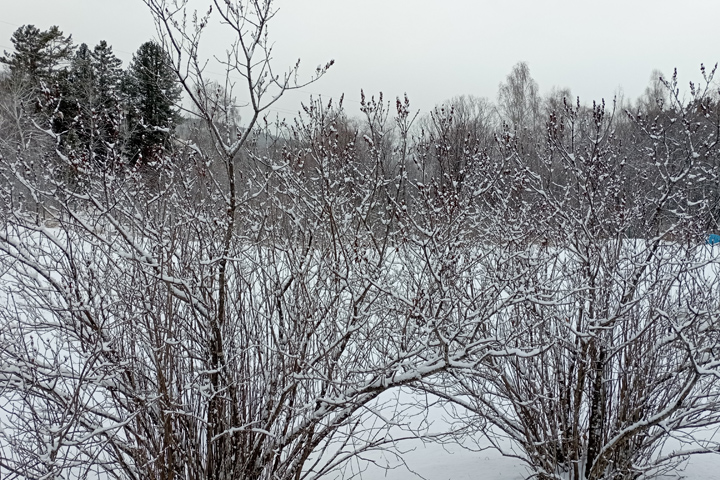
[1,24,718,236]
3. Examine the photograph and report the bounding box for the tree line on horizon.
[2,23,718,240]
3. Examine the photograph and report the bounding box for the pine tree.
[0,25,74,86]
[57,41,126,169]
[48,41,124,168]
[91,41,124,112]
[90,41,124,164]
[62,43,94,148]
[123,41,182,164]
[1,25,75,142]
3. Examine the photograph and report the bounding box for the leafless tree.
[414,95,495,195]
[497,62,541,139]
[425,71,720,480]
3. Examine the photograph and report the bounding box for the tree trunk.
[585,344,606,479]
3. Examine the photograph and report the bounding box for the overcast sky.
[2,0,719,118]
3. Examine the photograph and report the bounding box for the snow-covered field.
[359,441,527,480]
[358,441,720,480]
[3,223,720,479]
[350,393,720,480]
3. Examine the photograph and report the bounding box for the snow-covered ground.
[357,441,720,480]
[358,441,527,480]
[350,396,720,480]
[2,225,720,479]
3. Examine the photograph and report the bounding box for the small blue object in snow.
[707,234,720,246]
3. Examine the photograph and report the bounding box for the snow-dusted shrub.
[423,74,720,480]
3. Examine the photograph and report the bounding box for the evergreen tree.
[124,41,181,164]
[64,41,125,165]
[91,41,124,111]
[0,25,74,86]
[0,25,74,140]
[90,41,124,165]
[61,43,93,147]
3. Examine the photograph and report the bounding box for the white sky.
[1,0,720,118]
